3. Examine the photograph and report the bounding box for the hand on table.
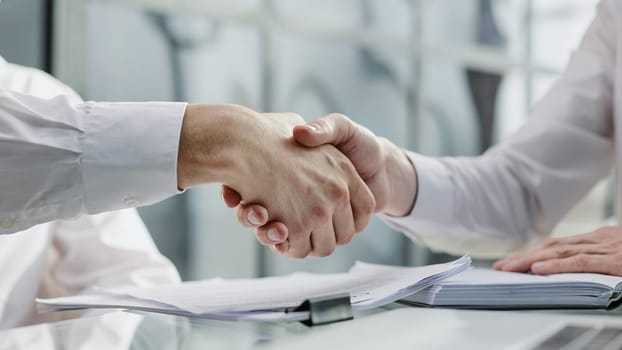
[493,226,622,276]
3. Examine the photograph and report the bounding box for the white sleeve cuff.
[81,102,187,213]
[380,151,454,235]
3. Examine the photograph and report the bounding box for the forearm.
[380,151,538,258]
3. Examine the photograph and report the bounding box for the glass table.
[2,305,622,349]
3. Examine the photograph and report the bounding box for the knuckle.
[313,118,330,130]
[300,217,315,232]
[554,247,571,259]
[289,229,307,242]
[316,246,335,258]
[329,113,349,123]
[237,208,251,227]
[337,157,354,173]
[337,232,354,245]
[312,205,330,222]
[329,182,348,201]
[289,249,307,259]
[354,216,370,233]
[543,238,559,248]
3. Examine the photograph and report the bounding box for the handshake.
[177,104,417,259]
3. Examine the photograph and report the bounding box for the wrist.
[177,104,256,189]
[381,140,417,217]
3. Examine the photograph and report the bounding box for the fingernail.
[532,262,544,270]
[247,212,260,226]
[307,123,321,132]
[267,229,280,242]
[504,261,519,270]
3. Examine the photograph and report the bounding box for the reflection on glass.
[0,312,147,349]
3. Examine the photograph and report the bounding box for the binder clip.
[294,293,353,327]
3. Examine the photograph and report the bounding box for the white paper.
[38,256,471,321]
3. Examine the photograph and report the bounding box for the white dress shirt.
[384,0,617,258]
[0,58,181,328]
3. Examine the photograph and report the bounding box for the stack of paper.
[400,268,622,309]
[38,256,471,322]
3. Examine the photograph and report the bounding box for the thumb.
[221,185,242,208]
[293,113,353,148]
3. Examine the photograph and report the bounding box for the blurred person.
[226,0,622,275]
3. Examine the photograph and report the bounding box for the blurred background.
[0,0,613,280]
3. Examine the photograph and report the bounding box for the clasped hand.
[180,106,376,259]
[221,113,417,258]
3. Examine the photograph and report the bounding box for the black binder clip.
[294,293,353,327]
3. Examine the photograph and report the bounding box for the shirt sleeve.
[0,90,187,234]
[47,209,181,294]
[381,0,616,258]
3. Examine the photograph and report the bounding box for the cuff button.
[123,196,141,207]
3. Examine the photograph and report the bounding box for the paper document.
[401,268,622,309]
[38,256,471,322]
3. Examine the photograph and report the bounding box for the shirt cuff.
[80,102,187,213]
[380,151,454,233]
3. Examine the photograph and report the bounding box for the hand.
[179,105,375,258]
[222,113,417,248]
[493,226,622,276]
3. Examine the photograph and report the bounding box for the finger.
[491,259,505,270]
[333,196,355,246]
[284,226,312,259]
[309,222,337,258]
[549,232,600,246]
[293,113,354,147]
[494,243,601,273]
[530,254,612,275]
[236,204,270,227]
[347,173,375,233]
[273,241,289,255]
[493,236,581,270]
[236,204,269,228]
[221,185,242,208]
[494,241,557,268]
[295,115,381,182]
[255,222,288,245]
[493,232,606,271]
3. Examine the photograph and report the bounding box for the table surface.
[2,305,622,350]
